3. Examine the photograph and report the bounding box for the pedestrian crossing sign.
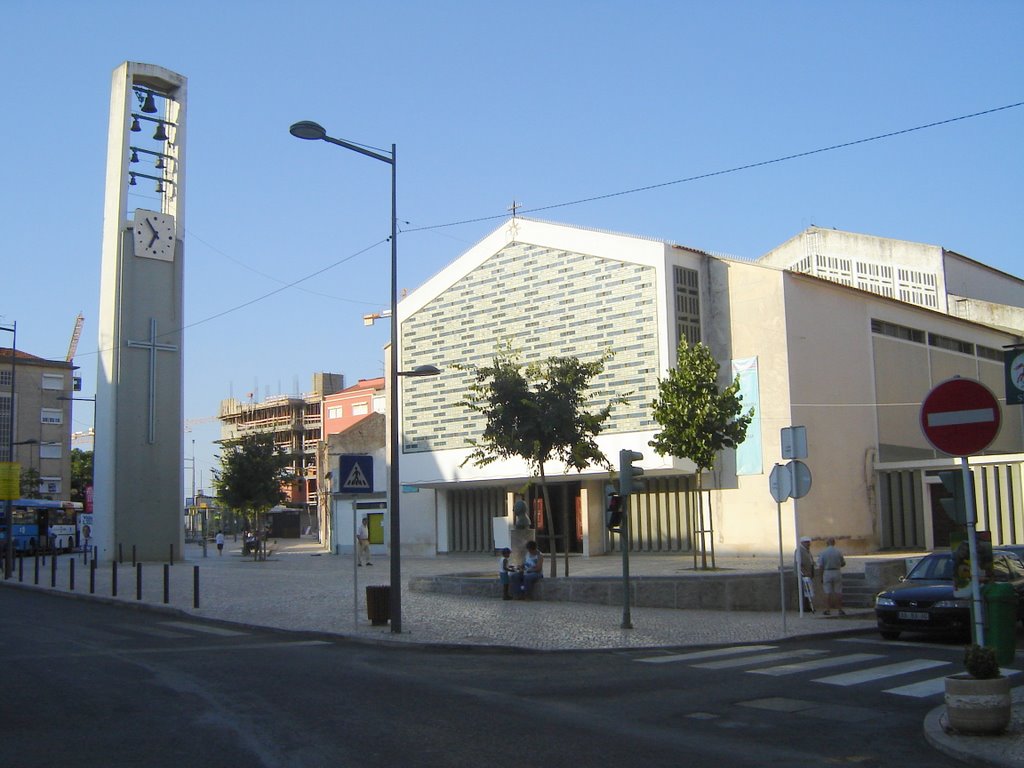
[338,455,374,493]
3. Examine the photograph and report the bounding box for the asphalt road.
[1,589,970,768]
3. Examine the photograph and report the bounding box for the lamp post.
[289,120,404,632]
[2,321,16,578]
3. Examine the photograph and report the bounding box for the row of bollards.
[5,551,199,609]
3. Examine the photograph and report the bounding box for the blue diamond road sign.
[338,455,373,493]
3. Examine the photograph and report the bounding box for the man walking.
[818,537,846,615]
[795,536,815,613]
[356,516,372,566]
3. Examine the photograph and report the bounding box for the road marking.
[636,645,776,664]
[749,653,885,676]
[838,637,964,653]
[814,659,950,686]
[116,623,191,639]
[160,621,248,636]
[693,649,827,670]
[886,668,1022,698]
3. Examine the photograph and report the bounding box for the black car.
[874,550,1024,640]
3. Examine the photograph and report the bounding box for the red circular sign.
[920,378,1001,456]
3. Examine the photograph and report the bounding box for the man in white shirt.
[356,517,372,566]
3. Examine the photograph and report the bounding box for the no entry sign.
[920,378,1001,456]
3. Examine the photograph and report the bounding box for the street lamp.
[289,120,405,633]
[1,321,16,578]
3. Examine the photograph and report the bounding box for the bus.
[0,499,80,554]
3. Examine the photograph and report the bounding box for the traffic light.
[619,449,644,498]
[937,470,966,524]
[606,489,623,531]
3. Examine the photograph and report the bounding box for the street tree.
[70,448,93,504]
[20,467,43,499]
[460,342,621,577]
[649,340,754,569]
[212,433,293,534]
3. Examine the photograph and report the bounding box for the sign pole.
[776,495,787,635]
[353,497,359,629]
[961,456,985,646]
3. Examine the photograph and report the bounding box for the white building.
[391,219,1023,558]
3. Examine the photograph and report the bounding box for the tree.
[20,467,42,499]
[212,433,293,534]
[649,340,754,569]
[460,342,621,577]
[70,449,93,504]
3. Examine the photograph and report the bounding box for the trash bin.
[983,582,1018,666]
[366,585,390,626]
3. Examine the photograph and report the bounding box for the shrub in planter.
[944,644,1011,735]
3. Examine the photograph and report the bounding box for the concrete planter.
[944,674,1012,735]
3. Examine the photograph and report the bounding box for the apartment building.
[0,349,76,499]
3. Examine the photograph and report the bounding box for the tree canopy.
[70,448,93,504]
[649,340,753,474]
[460,342,621,576]
[212,433,293,527]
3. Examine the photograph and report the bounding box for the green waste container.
[983,582,1018,666]
[366,585,390,626]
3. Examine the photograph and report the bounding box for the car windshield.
[906,555,954,580]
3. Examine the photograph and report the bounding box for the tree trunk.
[539,468,557,579]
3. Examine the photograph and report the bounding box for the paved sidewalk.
[5,536,1020,767]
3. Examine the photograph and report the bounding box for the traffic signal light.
[937,470,966,524]
[619,449,644,498]
[606,490,623,531]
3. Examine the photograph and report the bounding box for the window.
[871,319,925,344]
[327,406,343,420]
[39,442,62,459]
[976,345,1003,362]
[928,333,974,355]
[352,402,369,416]
[40,477,61,495]
[41,408,63,424]
[0,371,11,387]
[41,374,64,390]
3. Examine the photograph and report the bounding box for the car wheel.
[880,630,901,640]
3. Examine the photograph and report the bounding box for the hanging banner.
[732,357,762,475]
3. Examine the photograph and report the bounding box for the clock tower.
[94,62,187,562]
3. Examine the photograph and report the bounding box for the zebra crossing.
[635,639,1021,699]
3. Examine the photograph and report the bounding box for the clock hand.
[147,218,159,248]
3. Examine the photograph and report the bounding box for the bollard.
[82,545,87,565]
[193,565,199,608]
[69,558,75,591]
[163,564,169,604]
[18,555,23,583]
[136,562,142,601]
[112,561,118,597]
[34,553,39,585]
[90,559,96,594]
[51,552,57,588]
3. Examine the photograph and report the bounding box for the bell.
[130,117,141,132]
[141,92,158,114]
[129,173,137,186]
[155,179,165,193]
[155,156,165,169]
[153,123,168,141]
[130,150,139,163]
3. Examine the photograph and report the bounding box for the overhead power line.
[404,100,1024,233]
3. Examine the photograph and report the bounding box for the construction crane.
[66,312,84,362]
[185,415,219,432]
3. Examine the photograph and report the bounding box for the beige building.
[391,219,1022,559]
[0,349,76,499]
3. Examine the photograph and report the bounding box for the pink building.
[322,377,385,436]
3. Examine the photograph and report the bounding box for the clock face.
[132,209,176,261]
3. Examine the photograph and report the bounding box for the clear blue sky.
[3,1,1022,495]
